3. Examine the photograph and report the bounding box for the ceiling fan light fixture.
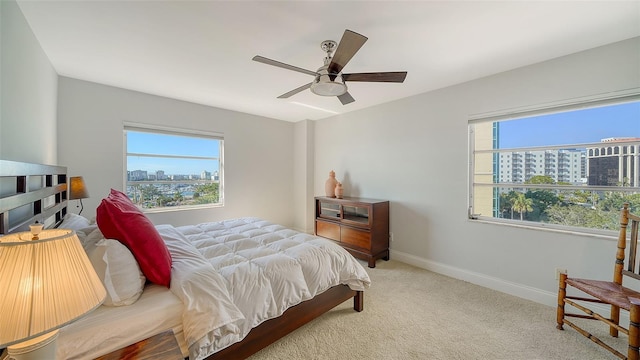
[310,81,347,96]
[311,73,347,96]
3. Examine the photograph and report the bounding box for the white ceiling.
[16,1,640,122]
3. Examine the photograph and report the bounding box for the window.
[124,124,223,211]
[469,93,640,234]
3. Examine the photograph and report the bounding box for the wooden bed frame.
[0,160,68,234]
[0,160,364,360]
[209,286,362,359]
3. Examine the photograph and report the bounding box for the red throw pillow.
[96,189,172,287]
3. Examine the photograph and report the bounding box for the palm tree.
[173,190,184,205]
[511,192,534,220]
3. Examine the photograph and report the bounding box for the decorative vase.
[334,182,344,199]
[325,170,338,198]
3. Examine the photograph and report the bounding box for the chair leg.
[629,299,640,360]
[611,304,620,337]
[557,273,567,330]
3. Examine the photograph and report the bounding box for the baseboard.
[391,250,559,307]
[391,249,629,323]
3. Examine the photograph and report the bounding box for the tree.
[546,204,619,230]
[157,194,170,207]
[511,192,533,220]
[193,183,219,204]
[140,184,162,208]
[567,190,593,205]
[173,191,184,205]
[499,191,518,219]
[600,192,640,213]
[130,184,142,205]
[527,175,555,184]
[526,189,559,221]
[524,175,559,221]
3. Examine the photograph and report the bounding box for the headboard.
[0,160,68,234]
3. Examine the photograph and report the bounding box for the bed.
[0,160,371,360]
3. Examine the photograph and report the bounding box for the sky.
[498,101,640,148]
[127,131,220,175]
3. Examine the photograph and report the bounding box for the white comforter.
[158,217,371,360]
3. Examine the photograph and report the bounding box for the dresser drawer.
[341,227,371,250]
[316,220,340,241]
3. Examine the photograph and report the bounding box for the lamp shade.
[0,229,106,348]
[69,176,89,200]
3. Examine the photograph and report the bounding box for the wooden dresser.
[314,196,389,268]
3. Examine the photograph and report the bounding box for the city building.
[128,170,148,181]
[498,149,585,185]
[587,138,640,187]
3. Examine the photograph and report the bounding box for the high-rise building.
[498,149,585,185]
[587,138,640,187]
[128,170,148,181]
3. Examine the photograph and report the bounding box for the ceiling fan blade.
[327,30,368,79]
[252,55,317,77]
[342,72,407,83]
[337,92,355,105]
[277,83,312,99]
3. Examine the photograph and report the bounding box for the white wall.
[313,37,640,306]
[57,77,296,228]
[0,0,58,164]
[292,119,315,233]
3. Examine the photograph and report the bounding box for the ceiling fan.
[252,29,407,105]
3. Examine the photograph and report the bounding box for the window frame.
[468,90,640,236]
[123,122,224,213]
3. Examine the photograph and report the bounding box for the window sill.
[141,202,224,214]
[469,216,618,241]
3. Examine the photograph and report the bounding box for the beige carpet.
[248,260,626,360]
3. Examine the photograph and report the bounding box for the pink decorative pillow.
[96,189,172,287]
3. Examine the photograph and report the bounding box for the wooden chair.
[557,203,640,360]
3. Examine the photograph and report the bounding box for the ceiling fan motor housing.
[311,65,347,96]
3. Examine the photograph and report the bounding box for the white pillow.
[59,213,92,230]
[89,239,146,306]
[81,227,106,254]
[74,225,98,246]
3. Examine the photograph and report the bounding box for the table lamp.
[69,176,89,215]
[0,226,106,360]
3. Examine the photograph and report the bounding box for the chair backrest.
[614,203,640,284]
